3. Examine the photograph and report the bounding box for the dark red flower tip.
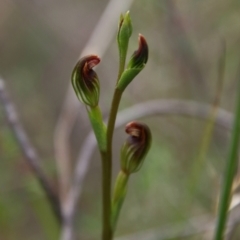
[125,121,150,151]
[127,34,148,69]
[121,121,152,174]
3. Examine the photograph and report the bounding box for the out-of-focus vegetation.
[1,0,240,239]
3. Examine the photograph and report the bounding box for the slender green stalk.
[102,71,124,240]
[87,105,111,239]
[100,31,125,238]
[99,77,123,240]
[112,171,129,231]
[214,78,240,240]
[107,88,123,150]
[87,105,106,151]
[100,11,140,238]
[107,49,126,155]
[100,88,123,240]
[100,151,112,240]
[117,58,126,83]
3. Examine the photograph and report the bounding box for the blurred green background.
[1,0,240,239]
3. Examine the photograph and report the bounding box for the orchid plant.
[71,11,152,240]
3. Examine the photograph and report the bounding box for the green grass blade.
[214,72,240,239]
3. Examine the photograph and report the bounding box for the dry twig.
[0,78,62,223]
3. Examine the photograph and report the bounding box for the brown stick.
[0,78,62,224]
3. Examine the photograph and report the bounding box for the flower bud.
[117,34,149,92]
[71,55,100,107]
[117,11,133,71]
[121,121,152,174]
[127,34,148,69]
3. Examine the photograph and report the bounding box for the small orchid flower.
[117,34,149,91]
[71,55,100,107]
[121,121,152,174]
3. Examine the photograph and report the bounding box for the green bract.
[117,11,133,74]
[117,34,148,91]
[72,55,100,107]
[121,121,152,174]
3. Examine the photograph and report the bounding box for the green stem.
[101,52,125,239]
[100,88,123,240]
[87,105,106,151]
[87,106,111,239]
[107,88,123,151]
[117,57,126,83]
[214,79,240,240]
[101,151,112,240]
[112,170,129,231]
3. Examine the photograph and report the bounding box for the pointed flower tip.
[138,34,148,63]
[118,11,131,31]
[127,34,148,69]
[125,10,131,21]
[121,121,152,174]
[71,55,100,107]
[85,55,100,68]
[125,121,151,146]
[118,14,124,29]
